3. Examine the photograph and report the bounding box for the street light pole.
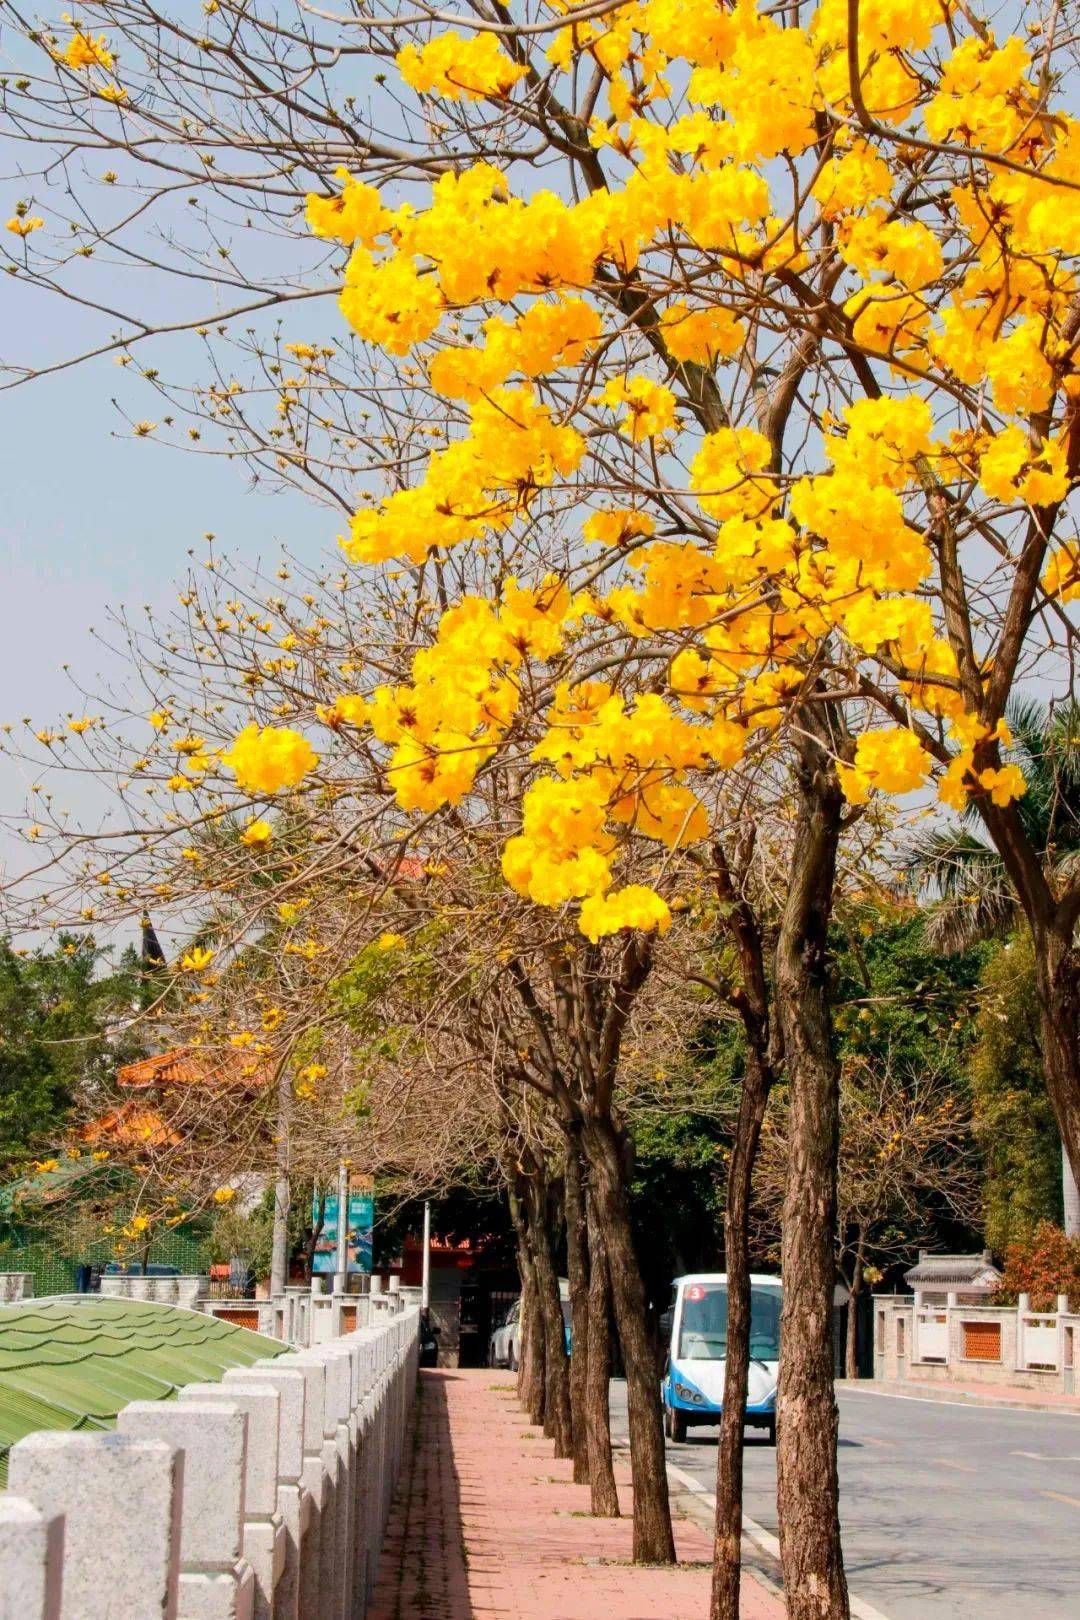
[334,1160,350,1293]
[421,1200,431,1311]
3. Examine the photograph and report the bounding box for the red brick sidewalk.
[368,1368,785,1619]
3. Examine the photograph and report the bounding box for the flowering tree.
[6,3,1080,1616]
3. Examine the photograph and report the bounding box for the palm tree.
[905,697,1080,1233]
[905,698,1080,952]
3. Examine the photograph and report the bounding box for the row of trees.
[3,3,1080,1617]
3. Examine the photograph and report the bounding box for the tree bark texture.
[509,1182,545,1423]
[775,731,850,1620]
[711,1046,772,1620]
[564,1127,592,1484]
[525,1173,573,1458]
[585,1187,620,1517]
[582,1113,675,1564]
[710,830,776,1620]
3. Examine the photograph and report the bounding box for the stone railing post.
[0,1495,63,1620]
[262,1354,328,1620]
[291,1347,349,1620]
[0,1271,34,1302]
[116,1399,254,1620]
[318,1342,360,1620]
[8,1432,182,1620]
[181,1383,282,1620]
[234,1363,309,1620]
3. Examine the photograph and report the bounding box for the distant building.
[903,1250,1002,1310]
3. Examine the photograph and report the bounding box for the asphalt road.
[610,1381,1080,1619]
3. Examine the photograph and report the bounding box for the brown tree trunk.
[1031,926,1080,1197]
[582,1113,675,1564]
[844,1240,864,1383]
[711,1046,772,1620]
[585,1186,620,1517]
[520,1270,545,1423]
[509,1181,545,1423]
[775,729,850,1620]
[525,1173,573,1458]
[564,1125,591,1484]
[974,803,1080,1199]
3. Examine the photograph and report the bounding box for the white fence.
[876,1291,1080,1394]
[0,1303,420,1620]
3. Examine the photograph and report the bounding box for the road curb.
[665,1460,894,1620]
[847,1380,1080,1417]
[617,1431,895,1620]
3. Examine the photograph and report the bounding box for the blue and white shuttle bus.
[661,1272,781,1444]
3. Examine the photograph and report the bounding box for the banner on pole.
[311,1174,374,1273]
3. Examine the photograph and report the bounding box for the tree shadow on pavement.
[368,1369,474,1620]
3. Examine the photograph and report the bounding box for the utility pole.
[270,1065,292,1298]
[1065,1144,1080,1238]
[334,1161,350,1293]
[421,1200,431,1311]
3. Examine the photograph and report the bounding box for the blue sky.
[0,264,336,896]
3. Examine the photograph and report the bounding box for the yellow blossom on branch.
[222,725,317,794]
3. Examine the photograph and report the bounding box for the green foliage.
[628,1018,743,1308]
[209,1180,321,1281]
[831,903,989,1068]
[0,935,144,1178]
[997,1221,1080,1311]
[968,935,1062,1252]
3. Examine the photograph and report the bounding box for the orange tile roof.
[80,1101,180,1149]
[117,1048,268,1092]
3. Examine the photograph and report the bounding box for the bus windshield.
[677,1284,781,1362]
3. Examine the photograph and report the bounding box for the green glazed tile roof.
[0,1297,285,1486]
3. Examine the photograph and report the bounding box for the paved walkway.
[368,1368,785,1619]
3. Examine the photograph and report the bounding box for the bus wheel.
[670,1409,688,1444]
[765,1418,776,1445]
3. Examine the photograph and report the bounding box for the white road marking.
[1011,1450,1080,1461]
[1041,1489,1080,1509]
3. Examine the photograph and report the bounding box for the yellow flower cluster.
[305,169,390,247]
[579,886,673,943]
[222,725,318,794]
[62,31,113,70]
[839,730,932,805]
[281,0,1079,936]
[343,388,585,565]
[396,32,527,102]
[429,299,601,402]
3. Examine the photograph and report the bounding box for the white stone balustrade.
[0,1494,62,1620]
[116,1399,254,1620]
[0,1273,34,1303]
[0,1307,420,1620]
[8,1431,183,1620]
[874,1293,1080,1395]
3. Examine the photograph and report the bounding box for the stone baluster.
[8,1432,181,1620]
[116,1399,254,1620]
[180,1383,282,1620]
[230,1364,308,1620]
[0,1495,63,1620]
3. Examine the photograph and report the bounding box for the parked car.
[489,1297,521,1368]
[489,1279,573,1369]
[419,1315,440,1368]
